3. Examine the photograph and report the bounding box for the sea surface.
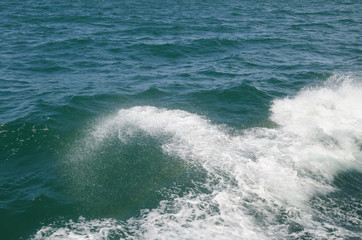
[1,0,361,239]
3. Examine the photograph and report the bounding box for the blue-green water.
[1,0,361,239]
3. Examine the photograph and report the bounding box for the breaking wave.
[33,75,362,239]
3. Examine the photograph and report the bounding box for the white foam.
[32,218,130,240]
[271,75,362,174]
[33,75,362,239]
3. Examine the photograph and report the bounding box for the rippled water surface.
[0,0,361,239]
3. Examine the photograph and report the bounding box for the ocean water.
[0,0,361,239]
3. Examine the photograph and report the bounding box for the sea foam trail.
[33,76,362,239]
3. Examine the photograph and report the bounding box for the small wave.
[129,37,241,59]
[132,87,169,99]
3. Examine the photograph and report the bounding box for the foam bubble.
[33,75,362,239]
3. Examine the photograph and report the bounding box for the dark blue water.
[1,0,361,239]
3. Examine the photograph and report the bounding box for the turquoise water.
[1,0,361,239]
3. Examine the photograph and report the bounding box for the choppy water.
[1,0,361,239]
